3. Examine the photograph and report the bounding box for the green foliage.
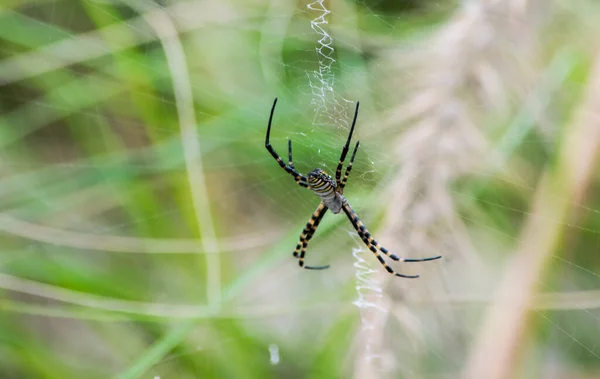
[1,0,600,378]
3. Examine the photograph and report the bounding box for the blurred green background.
[1,0,600,378]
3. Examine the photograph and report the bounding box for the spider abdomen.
[307,168,343,213]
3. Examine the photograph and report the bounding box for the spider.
[265,98,442,278]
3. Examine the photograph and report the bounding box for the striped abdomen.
[307,168,343,213]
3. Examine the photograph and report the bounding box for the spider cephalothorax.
[265,98,441,277]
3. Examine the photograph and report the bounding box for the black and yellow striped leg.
[265,98,309,188]
[342,201,441,278]
[335,102,360,184]
[339,141,360,191]
[286,139,308,187]
[299,207,329,269]
[341,201,401,261]
[288,139,294,169]
[293,203,330,270]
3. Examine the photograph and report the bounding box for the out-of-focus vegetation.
[1,0,600,378]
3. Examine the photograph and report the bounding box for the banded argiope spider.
[265,98,441,278]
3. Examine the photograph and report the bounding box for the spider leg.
[342,201,441,278]
[265,98,308,188]
[335,102,360,186]
[300,208,329,270]
[288,139,295,169]
[339,141,360,192]
[293,203,330,270]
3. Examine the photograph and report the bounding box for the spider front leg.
[339,141,359,192]
[265,98,309,188]
[293,203,330,270]
[341,200,441,278]
[335,102,360,186]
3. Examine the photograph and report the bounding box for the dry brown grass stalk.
[462,37,600,379]
[353,0,551,377]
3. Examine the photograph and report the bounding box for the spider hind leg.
[304,264,330,270]
[342,200,441,278]
[368,240,420,279]
[293,203,330,270]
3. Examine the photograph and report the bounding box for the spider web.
[305,0,353,128]
[305,0,387,368]
[0,1,600,378]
